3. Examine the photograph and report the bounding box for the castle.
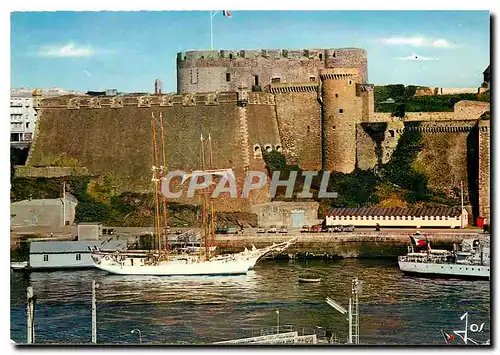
[19,48,490,222]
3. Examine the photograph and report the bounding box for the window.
[310,76,316,82]
[339,109,344,113]
[76,254,81,261]
[43,255,49,262]
[335,94,339,98]
[271,77,281,83]
[319,53,323,61]
[226,73,231,82]
[389,130,395,137]
[26,122,30,128]
[254,75,259,86]
[307,126,310,134]
[348,80,353,85]
[190,69,198,84]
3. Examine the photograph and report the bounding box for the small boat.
[298,276,322,283]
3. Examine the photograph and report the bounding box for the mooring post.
[92,280,98,344]
[27,286,35,344]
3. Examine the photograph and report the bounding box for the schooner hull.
[94,259,250,276]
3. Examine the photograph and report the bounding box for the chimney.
[154,79,163,94]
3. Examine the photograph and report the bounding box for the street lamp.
[131,329,142,344]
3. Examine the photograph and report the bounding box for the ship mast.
[159,112,169,257]
[200,134,210,261]
[151,115,162,255]
[208,134,216,253]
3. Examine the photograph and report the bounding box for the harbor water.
[10,259,490,345]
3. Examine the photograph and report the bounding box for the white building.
[11,194,78,227]
[325,207,468,229]
[10,96,37,148]
[29,240,127,269]
[10,88,86,148]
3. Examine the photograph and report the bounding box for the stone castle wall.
[25,69,490,217]
[272,84,322,170]
[27,93,281,212]
[177,48,367,93]
[357,119,480,208]
[478,120,490,221]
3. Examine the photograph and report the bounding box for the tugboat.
[398,233,490,280]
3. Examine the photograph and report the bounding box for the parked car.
[311,224,323,233]
[301,225,310,233]
[334,225,344,232]
[268,225,277,233]
[279,226,288,233]
[226,226,239,234]
[257,226,266,233]
[343,225,355,232]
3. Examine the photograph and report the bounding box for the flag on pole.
[222,10,232,18]
[441,330,455,344]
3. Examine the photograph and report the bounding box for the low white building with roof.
[29,239,127,269]
[325,206,468,229]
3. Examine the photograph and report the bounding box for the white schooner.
[91,113,294,276]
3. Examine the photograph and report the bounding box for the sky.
[10,10,490,93]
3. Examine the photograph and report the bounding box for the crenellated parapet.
[177,47,367,93]
[396,125,476,134]
[247,92,275,105]
[319,68,359,81]
[177,48,365,62]
[268,82,319,94]
[34,92,284,110]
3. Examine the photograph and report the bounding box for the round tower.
[320,68,361,173]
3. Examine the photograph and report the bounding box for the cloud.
[83,70,92,77]
[397,53,436,61]
[38,42,94,57]
[383,36,455,49]
[430,39,453,48]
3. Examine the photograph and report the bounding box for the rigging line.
[159,112,169,256]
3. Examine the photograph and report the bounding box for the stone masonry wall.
[177,48,367,93]
[273,88,322,170]
[28,94,280,212]
[478,120,490,221]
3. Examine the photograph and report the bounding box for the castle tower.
[320,68,362,173]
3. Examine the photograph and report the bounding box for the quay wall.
[214,232,487,258]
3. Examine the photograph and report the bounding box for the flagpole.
[210,11,219,50]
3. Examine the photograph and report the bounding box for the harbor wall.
[214,232,487,258]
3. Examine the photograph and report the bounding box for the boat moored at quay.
[398,234,490,280]
[91,113,295,276]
